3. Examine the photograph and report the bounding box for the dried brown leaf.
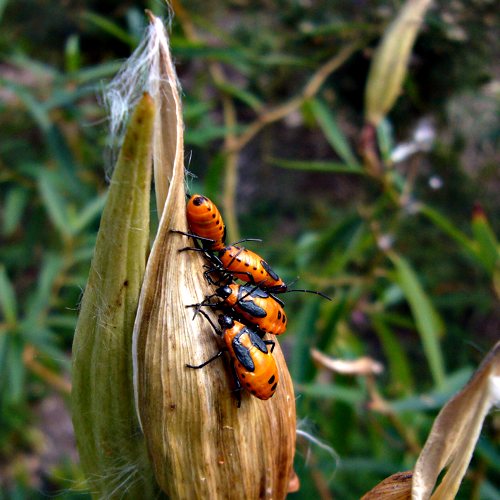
[311,348,384,376]
[365,0,433,126]
[412,341,500,499]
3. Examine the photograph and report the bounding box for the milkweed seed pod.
[132,14,296,499]
[71,93,160,498]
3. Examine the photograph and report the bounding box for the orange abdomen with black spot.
[186,194,226,251]
[223,320,279,400]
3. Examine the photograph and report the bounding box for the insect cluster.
[175,194,329,406]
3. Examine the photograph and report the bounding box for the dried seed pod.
[133,14,296,499]
[72,93,160,498]
[361,471,412,499]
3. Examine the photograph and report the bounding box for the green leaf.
[215,81,263,112]
[24,254,64,326]
[0,0,8,22]
[70,192,108,235]
[308,98,360,167]
[3,336,26,404]
[270,157,364,173]
[388,367,473,413]
[82,11,137,47]
[417,204,475,254]
[65,34,81,73]
[2,187,28,236]
[38,171,71,237]
[389,252,446,387]
[471,205,499,274]
[376,118,394,163]
[371,314,414,393]
[0,266,17,323]
[296,382,366,405]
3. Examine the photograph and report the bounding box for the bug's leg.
[186,349,226,369]
[185,292,219,319]
[196,309,223,335]
[171,229,216,245]
[264,339,275,353]
[230,359,243,408]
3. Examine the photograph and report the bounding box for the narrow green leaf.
[46,314,78,330]
[418,203,476,254]
[471,204,499,274]
[389,252,446,387]
[65,34,81,73]
[308,98,360,167]
[68,61,123,84]
[4,336,25,404]
[292,300,322,383]
[70,192,108,235]
[0,78,51,130]
[82,11,137,47]
[24,254,64,326]
[2,187,28,236]
[0,0,8,22]
[376,118,394,163]
[270,157,364,174]
[296,382,366,405]
[185,124,244,146]
[371,314,414,393]
[215,81,263,111]
[38,172,71,237]
[388,367,472,413]
[0,266,17,323]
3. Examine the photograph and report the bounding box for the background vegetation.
[0,0,499,498]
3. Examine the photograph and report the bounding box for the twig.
[231,41,362,153]
[23,345,72,395]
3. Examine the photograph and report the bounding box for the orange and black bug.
[172,194,226,251]
[186,194,226,251]
[174,194,332,299]
[187,314,279,404]
[208,246,332,299]
[216,245,287,292]
[192,283,288,336]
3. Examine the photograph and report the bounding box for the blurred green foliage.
[1,0,499,498]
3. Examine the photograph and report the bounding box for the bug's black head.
[218,314,234,330]
[215,285,232,300]
[192,195,207,206]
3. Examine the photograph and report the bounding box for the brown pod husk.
[132,14,296,499]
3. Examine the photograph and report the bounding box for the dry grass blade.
[412,341,500,499]
[365,0,433,126]
[132,13,296,498]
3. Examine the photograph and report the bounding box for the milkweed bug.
[191,283,288,336]
[186,314,279,404]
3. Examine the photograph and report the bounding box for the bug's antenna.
[285,288,332,301]
[284,279,332,301]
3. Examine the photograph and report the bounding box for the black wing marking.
[239,284,270,299]
[248,329,268,354]
[260,259,280,281]
[232,331,255,372]
[237,299,267,318]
